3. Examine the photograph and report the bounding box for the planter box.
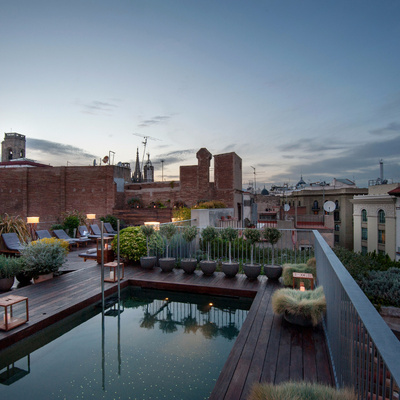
[34,273,54,284]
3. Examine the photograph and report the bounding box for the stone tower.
[132,147,143,182]
[143,154,154,182]
[1,132,26,162]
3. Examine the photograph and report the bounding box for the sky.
[1,0,399,189]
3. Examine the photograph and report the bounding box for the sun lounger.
[90,224,112,237]
[1,233,24,255]
[104,223,118,235]
[36,230,53,240]
[78,248,97,262]
[53,229,90,247]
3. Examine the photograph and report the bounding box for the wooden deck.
[0,256,333,398]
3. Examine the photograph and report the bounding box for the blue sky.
[1,0,399,188]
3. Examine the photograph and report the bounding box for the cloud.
[79,100,119,115]
[370,121,400,135]
[277,138,350,153]
[138,115,171,128]
[153,149,196,165]
[27,138,96,159]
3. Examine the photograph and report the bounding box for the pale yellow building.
[351,183,400,260]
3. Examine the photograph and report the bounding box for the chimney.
[380,159,384,182]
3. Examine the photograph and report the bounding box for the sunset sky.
[1,0,399,188]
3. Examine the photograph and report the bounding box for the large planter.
[159,258,176,272]
[16,272,33,286]
[284,311,313,327]
[140,256,157,269]
[34,272,54,284]
[0,277,14,292]
[243,263,261,280]
[180,259,197,274]
[221,262,239,278]
[264,264,283,280]
[199,260,216,276]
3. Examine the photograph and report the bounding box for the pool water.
[0,287,251,400]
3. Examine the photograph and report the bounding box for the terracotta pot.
[180,259,197,274]
[243,263,261,280]
[264,264,283,280]
[34,272,54,284]
[0,277,14,292]
[159,258,176,272]
[221,262,239,278]
[140,256,157,269]
[199,260,216,276]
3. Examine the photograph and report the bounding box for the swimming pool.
[0,287,252,399]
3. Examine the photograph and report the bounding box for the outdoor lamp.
[144,221,160,230]
[86,214,96,220]
[27,216,39,224]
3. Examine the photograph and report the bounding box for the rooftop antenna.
[161,159,165,181]
[250,166,256,194]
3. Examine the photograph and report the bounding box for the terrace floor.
[0,248,333,399]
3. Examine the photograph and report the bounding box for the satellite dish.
[102,155,109,164]
[284,204,290,212]
[323,201,336,213]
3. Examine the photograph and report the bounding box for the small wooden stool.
[104,262,124,282]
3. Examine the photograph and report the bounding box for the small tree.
[140,225,155,257]
[182,226,198,258]
[201,226,219,261]
[263,227,282,266]
[160,224,177,258]
[221,227,238,264]
[244,228,261,265]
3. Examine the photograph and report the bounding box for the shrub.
[172,207,191,221]
[127,197,142,208]
[282,263,316,289]
[0,255,24,278]
[194,200,227,209]
[248,381,356,400]
[62,215,80,237]
[21,239,68,277]
[114,226,164,261]
[100,215,118,230]
[272,286,326,326]
[358,268,400,307]
[0,213,30,243]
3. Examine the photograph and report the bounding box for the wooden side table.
[292,272,314,290]
[0,295,29,331]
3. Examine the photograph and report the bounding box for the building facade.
[352,183,400,261]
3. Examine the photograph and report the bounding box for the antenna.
[250,166,256,194]
[161,159,165,181]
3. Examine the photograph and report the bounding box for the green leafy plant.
[221,227,238,264]
[182,226,198,258]
[248,381,356,400]
[100,215,118,230]
[201,226,219,261]
[263,227,282,266]
[127,197,142,208]
[0,213,30,243]
[62,215,80,237]
[244,228,261,265]
[272,286,326,327]
[140,225,155,257]
[114,226,164,262]
[0,255,24,278]
[160,224,177,258]
[21,239,68,278]
[172,207,191,221]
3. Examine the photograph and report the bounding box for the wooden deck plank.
[0,259,333,398]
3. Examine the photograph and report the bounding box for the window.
[334,211,340,221]
[378,210,385,224]
[335,200,339,210]
[362,227,368,241]
[361,209,367,222]
[378,230,385,244]
[334,224,340,231]
[334,235,340,243]
[361,246,368,255]
[312,200,319,209]
[298,201,301,206]
[378,249,386,256]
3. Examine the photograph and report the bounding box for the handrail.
[314,230,400,398]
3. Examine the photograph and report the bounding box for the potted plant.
[271,286,326,327]
[159,224,177,272]
[199,226,219,276]
[180,226,198,274]
[0,255,23,291]
[140,225,157,269]
[243,228,261,280]
[221,227,239,278]
[20,238,69,283]
[263,227,283,280]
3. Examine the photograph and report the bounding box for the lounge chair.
[90,224,112,238]
[53,229,90,247]
[36,230,53,240]
[104,222,118,235]
[1,233,24,255]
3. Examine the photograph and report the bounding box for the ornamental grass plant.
[282,262,316,289]
[272,286,326,327]
[248,381,356,400]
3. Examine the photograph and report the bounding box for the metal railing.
[314,230,400,399]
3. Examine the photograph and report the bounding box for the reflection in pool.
[0,287,252,400]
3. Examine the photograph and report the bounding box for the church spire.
[132,147,142,182]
